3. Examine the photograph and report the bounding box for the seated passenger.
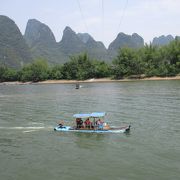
[76,118,83,129]
[79,119,83,128]
[96,119,104,129]
[84,118,92,129]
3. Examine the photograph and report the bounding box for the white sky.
[1,0,180,47]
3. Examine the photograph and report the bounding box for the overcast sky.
[1,0,180,47]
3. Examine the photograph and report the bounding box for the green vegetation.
[0,65,17,82]
[0,15,32,68]
[112,38,180,79]
[61,53,110,80]
[0,39,180,83]
[112,47,142,79]
[18,59,49,82]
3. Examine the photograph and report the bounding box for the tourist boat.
[54,112,131,133]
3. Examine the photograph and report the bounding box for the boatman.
[58,120,64,128]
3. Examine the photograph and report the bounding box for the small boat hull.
[54,125,130,133]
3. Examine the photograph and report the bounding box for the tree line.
[0,38,180,82]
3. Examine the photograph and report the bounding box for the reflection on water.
[0,81,180,180]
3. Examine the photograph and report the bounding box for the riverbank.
[39,76,180,84]
[1,76,180,85]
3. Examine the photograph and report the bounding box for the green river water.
[0,80,180,180]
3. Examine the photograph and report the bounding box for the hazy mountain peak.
[63,26,76,35]
[77,33,93,43]
[108,32,144,50]
[24,19,56,47]
[132,33,141,38]
[0,15,32,68]
[152,35,174,46]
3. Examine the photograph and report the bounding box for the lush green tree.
[0,65,7,82]
[3,68,17,81]
[152,39,180,76]
[165,37,180,65]
[92,60,111,78]
[0,64,17,82]
[62,53,95,80]
[18,58,49,82]
[139,43,162,75]
[18,64,33,82]
[49,65,63,80]
[30,59,49,82]
[76,53,94,80]
[112,47,143,79]
[62,58,78,80]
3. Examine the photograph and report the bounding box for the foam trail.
[0,126,45,130]
[28,122,44,125]
[23,130,37,133]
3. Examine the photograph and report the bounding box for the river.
[0,80,180,180]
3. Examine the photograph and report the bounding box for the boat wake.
[0,126,45,130]
[0,126,53,133]
[28,122,45,125]
[23,130,38,133]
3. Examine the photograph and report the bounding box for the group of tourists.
[76,118,104,129]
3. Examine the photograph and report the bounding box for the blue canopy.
[91,112,106,117]
[73,113,91,118]
[73,112,106,118]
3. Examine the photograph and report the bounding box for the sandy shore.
[1,76,180,85]
[37,76,180,84]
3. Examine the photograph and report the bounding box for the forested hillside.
[0,38,180,82]
[0,15,32,68]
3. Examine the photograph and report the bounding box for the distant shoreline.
[1,76,180,85]
[39,76,180,84]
